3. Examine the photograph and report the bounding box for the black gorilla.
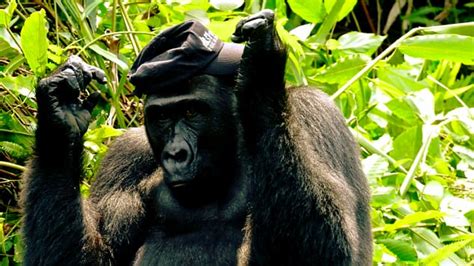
[22,11,372,265]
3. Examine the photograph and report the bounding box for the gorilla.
[21,10,372,265]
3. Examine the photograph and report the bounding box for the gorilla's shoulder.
[91,127,158,193]
[106,127,153,159]
[287,86,339,114]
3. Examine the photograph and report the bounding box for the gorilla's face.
[144,75,239,202]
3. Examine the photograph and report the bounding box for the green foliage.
[0,0,473,264]
[399,34,474,64]
[20,10,48,76]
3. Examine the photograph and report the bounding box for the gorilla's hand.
[231,9,275,45]
[36,56,106,146]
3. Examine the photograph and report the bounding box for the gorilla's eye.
[156,112,170,122]
[184,107,197,119]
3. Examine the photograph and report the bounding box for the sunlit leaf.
[440,196,474,227]
[89,44,129,71]
[422,239,473,265]
[383,211,444,231]
[84,125,125,142]
[324,0,357,21]
[399,34,474,65]
[287,0,325,23]
[0,0,17,27]
[289,23,314,41]
[20,9,48,76]
[406,89,435,122]
[422,181,444,208]
[312,54,370,84]
[421,22,474,37]
[210,0,244,11]
[336,31,386,56]
[371,186,398,207]
[378,239,418,262]
[362,154,389,183]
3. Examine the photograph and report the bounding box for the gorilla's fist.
[232,9,276,45]
[36,56,106,146]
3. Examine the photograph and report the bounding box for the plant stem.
[0,161,26,172]
[331,26,421,100]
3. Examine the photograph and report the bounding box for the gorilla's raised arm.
[233,11,372,265]
[21,57,153,265]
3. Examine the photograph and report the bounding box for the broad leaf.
[209,0,244,11]
[0,0,17,27]
[390,126,422,163]
[422,181,444,208]
[20,9,48,76]
[406,89,435,122]
[384,211,444,231]
[422,239,473,265]
[324,0,357,21]
[399,34,474,65]
[421,22,474,37]
[312,54,370,84]
[378,239,418,262]
[89,44,129,71]
[287,0,325,23]
[412,228,466,265]
[336,31,386,56]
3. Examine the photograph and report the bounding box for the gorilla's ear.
[128,20,244,96]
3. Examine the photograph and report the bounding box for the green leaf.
[84,125,124,142]
[0,75,35,99]
[384,211,444,231]
[421,239,473,265]
[289,23,315,41]
[208,17,243,41]
[287,0,325,23]
[312,54,370,84]
[406,89,435,122]
[399,34,474,65]
[412,225,466,264]
[386,99,420,125]
[20,9,48,76]
[377,65,428,93]
[336,31,386,56]
[209,0,244,11]
[378,239,418,262]
[0,27,21,54]
[421,22,474,37]
[323,0,357,21]
[422,181,444,208]
[390,126,422,163]
[89,44,128,71]
[440,196,474,227]
[371,186,397,207]
[0,0,17,27]
[362,154,389,183]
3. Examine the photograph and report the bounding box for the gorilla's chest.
[135,182,249,265]
[134,225,245,265]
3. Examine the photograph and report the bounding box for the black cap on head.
[128,20,244,96]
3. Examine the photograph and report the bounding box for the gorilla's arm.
[234,11,372,265]
[21,58,153,265]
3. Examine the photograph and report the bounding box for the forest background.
[0,0,473,264]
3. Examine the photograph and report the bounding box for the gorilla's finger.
[58,68,81,100]
[67,55,106,87]
[88,66,107,84]
[82,91,101,113]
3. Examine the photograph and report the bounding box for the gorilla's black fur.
[22,11,372,265]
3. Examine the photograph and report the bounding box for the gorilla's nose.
[161,139,193,174]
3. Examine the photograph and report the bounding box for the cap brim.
[203,42,244,75]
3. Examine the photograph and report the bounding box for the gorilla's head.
[144,75,240,203]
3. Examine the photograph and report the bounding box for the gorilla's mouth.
[168,180,192,189]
